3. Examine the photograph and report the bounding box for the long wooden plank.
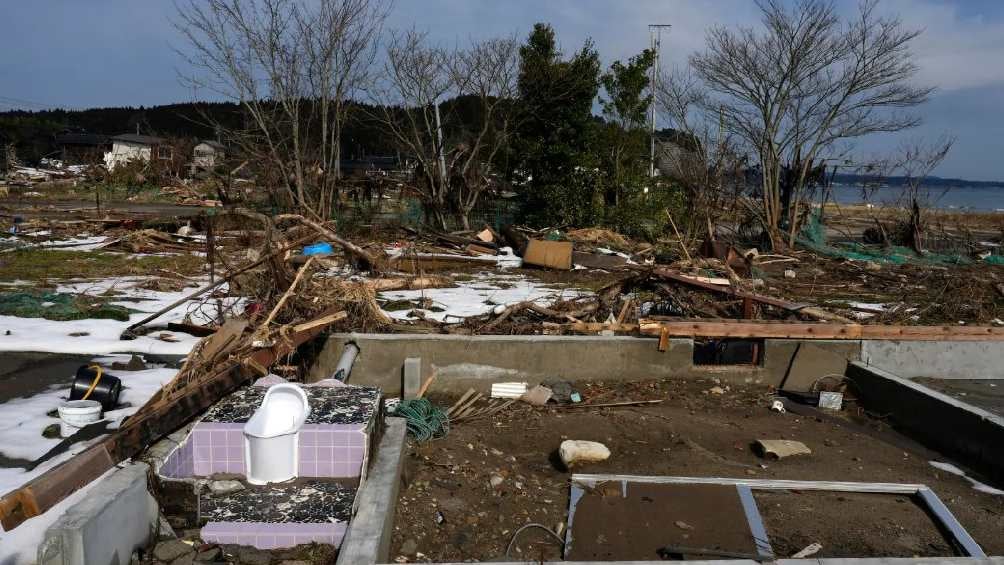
[638,319,1004,341]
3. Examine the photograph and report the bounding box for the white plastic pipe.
[331,342,360,382]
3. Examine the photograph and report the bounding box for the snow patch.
[0,277,232,355]
[930,460,1004,495]
[378,271,586,323]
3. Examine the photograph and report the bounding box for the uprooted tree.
[175,0,389,218]
[690,0,932,248]
[371,30,520,230]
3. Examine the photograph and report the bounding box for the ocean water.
[829,184,1004,212]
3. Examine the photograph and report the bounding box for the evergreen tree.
[597,50,657,229]
[512,23,600,227]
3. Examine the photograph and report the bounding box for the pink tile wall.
[201,521,347,549]
[159,422,367,479]
[298,426,367,477]
[159,438,195,479]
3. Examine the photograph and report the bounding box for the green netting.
[985,255,1004,266]
[796,211,988,266]
[0,292,132,321]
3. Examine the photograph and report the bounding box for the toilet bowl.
[243,383,311,485]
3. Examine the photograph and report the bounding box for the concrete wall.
[847,361,1004,483]
[311,334,861,395]
[38,462,159,565]
[861,341,1004,379]
[103,141,152,170]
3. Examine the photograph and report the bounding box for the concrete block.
[861,340,1004,379]
[336,419,407,565]
[402,357,422,399]
[38,462,159,565]
[779,343,854,391]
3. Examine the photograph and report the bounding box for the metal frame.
[568,474,986,560]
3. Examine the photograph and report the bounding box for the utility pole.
[648,24,671,178]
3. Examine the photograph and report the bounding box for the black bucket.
[69,365,122,411]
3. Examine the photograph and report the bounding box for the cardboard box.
[523,239,573,270]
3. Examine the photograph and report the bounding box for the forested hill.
[833,173,1004,189]
[0,100,405,164]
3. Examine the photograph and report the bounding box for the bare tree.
[894,136,955,253]
[175,0,388,217]
[372,30,519,229]
[691,0,932,247]
[446,36,520,229]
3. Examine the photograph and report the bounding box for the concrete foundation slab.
[847,361,1004,483]
[37,462,159,565]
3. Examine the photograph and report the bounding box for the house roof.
[198,140,226,150]
[54,132,110,146]
[111,134,165,145]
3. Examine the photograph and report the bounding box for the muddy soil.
[756,490,953,558]
[390,378,1004,562]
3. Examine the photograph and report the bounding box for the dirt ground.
[390,378,1004,562]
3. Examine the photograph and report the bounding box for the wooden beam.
[638,319,1004,341]
[563,322,639,334]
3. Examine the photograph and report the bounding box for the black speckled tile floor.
[200,479,356,523]
[202,384,381,425]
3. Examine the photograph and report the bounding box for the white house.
[103,134,170,170]
[192,140,226,172]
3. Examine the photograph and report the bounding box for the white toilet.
[243,384,311,485]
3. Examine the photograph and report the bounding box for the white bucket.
[58,400,103,438]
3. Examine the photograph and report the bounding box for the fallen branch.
[121,232,318,337]
[558,399,664,409]
[260,256,317,328]
[649,267,854,323]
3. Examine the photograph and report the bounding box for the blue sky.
[1,0,1002,181]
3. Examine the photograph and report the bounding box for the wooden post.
[206,211,215,284]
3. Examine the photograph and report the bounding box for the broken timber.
[649,267,853,323]
[0,308,344,531]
